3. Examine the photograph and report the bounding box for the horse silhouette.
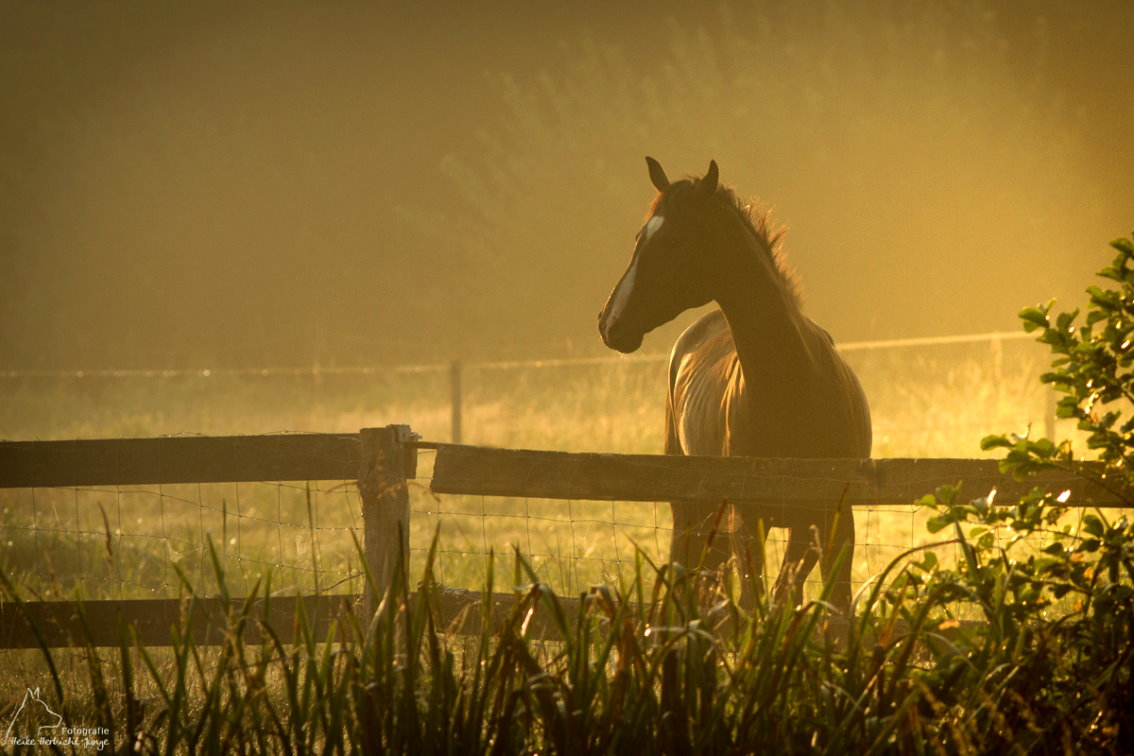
[599,157,872,612]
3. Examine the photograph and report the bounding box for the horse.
[597,157,872,612]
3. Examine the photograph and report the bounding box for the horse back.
[667,309,871,459]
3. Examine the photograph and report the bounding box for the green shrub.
[879,232,1134,753]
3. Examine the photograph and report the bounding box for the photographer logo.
[5,688,109,751]
[5,687,61,739]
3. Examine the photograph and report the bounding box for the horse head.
[598,156,721,353]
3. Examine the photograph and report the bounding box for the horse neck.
[710,214,816,390]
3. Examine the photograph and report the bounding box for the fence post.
[358,425,416,618]
[1045,386,1058,442]
[450,360,463,444]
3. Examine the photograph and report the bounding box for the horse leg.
[771,504,856,614]
[669,500,731,574]
[771,522,820,608]
[729,511,767,608]
[819,502,855,615]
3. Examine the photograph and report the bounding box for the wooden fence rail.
[1,427,1128,648]
[0,433,362,488]
[0,426,415,648]
[423,443,1128,508]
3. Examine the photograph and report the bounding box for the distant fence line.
[0,330,1035,380]
[1,330,1049,445]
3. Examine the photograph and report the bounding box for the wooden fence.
[0,426,412,648]
[1,425,1126,648]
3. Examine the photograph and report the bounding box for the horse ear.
[698,160,719,196]
[645,156,670,192]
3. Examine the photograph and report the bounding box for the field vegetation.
[1,239,1132,752]
[0,335,1053,601]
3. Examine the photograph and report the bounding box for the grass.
[1,520,1130,754]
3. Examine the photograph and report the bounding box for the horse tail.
[664,396,682,456]
[665,341,685,456]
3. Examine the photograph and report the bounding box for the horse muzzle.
[598,310,644,353]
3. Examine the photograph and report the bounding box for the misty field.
[0,336,1059,603]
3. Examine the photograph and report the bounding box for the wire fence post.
[1045,386,1058,441]
[450,360,463,444]
[358,425,416,618]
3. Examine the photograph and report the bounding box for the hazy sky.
[3,1,1132,369]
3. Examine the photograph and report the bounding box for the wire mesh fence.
[0,471,947,608]
[0,479,364,602]
[405,493,936,602]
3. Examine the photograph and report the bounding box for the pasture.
[3,333,1128,754]
[0,335,1055,604]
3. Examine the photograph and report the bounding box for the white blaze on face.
[604,262,637,335]
[605,215,664,332]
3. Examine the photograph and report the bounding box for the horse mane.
[651,178,804,307]
[719,186,803,308]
